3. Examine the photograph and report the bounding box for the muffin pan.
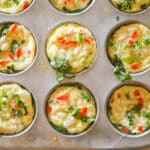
[0,0,150,149]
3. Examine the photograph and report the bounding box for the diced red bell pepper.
[117,93,122,99]
[131,31,138,39]
[47,106,52,113]
[131,62,140,70]
[12,102,19,109]
[124,127,129,133]
[84,37,93,44]
[16,48,22,58]
[138,126,144,132]
[23,1,29,9]
[10,23,18,33]
[0,60,9,66]
[8,53,14,60]
[57,93,69,102]
[58,37,65,44]
[133,90,140,97]
[128,39,134,46]
[79,107,88,116]
[138,97,144,106]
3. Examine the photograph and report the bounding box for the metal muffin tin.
[0,81,38,138]
[48,0,96,16]
[0,0,150,149]
[0,0,35,16]
[105,20,150,77]
[45,21,98,79]
[0,21,38,76]
[108,0,150,15]
[44,81,99,138]
[105,80,150,138]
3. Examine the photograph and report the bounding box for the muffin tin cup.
[0,81,38,138]
[45,21,98,79]
[0,0,35,16]
[0,21,38,77]
[105,20,150,77]
[105,80,150,138]
[48,0,96,16]
[44,81,99,138]
[108,0,150,15]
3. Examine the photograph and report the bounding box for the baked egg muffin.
[107,85,150,136]
[0,83,35,135]
[46,22,97,82]
[0,0,33,14]
[46,83,97,135]
[49,0,93,14]
[0,23,36,74]
[110,0,150,13]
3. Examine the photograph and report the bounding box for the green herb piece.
[2,90,7,97]
[0,25,10,37]
[53,125,68,134]
[76,33,84,42]
[11,40,19,54]
[122,55,134,64]
[131,104,142,113]
[143,38,150,46]
[144,112,150,118]
[115,16,120,21]
[126,111,134,125]
[112,55,132,82]
[62,7,81,13]
[12,109,22,117]
[117,0,136,11]
[6,65,19,74]
[141,4,149,10]
[125,92,131,100]
[81,91,91,102]
[124,44,130,49]
[70,107,88,123]
[133,40,142,49]
[13,0,19,5]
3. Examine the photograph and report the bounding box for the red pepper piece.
[8,53,14,60]
[79,107,88,116]
[131,31,138,39]
[10,23,18,33]
[57,93,69,102]
[133,90,140,97]
[23,1,29,9]
[138,126,144,132]
[124,127,129,133]
[0,60,9,66]
[131,62,140,70]
[47,106,52,113]
[16,48,22,58]
[12,102,19,109]
[138,97,144,106]
[84,37,93,44]
[128,39,134,46]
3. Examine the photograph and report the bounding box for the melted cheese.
[107,23,150,73]
[46,23,97,74]
[0,0,33,14]
[47,83,96,134]
[108,85,150,135]
[0,83,34,135]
